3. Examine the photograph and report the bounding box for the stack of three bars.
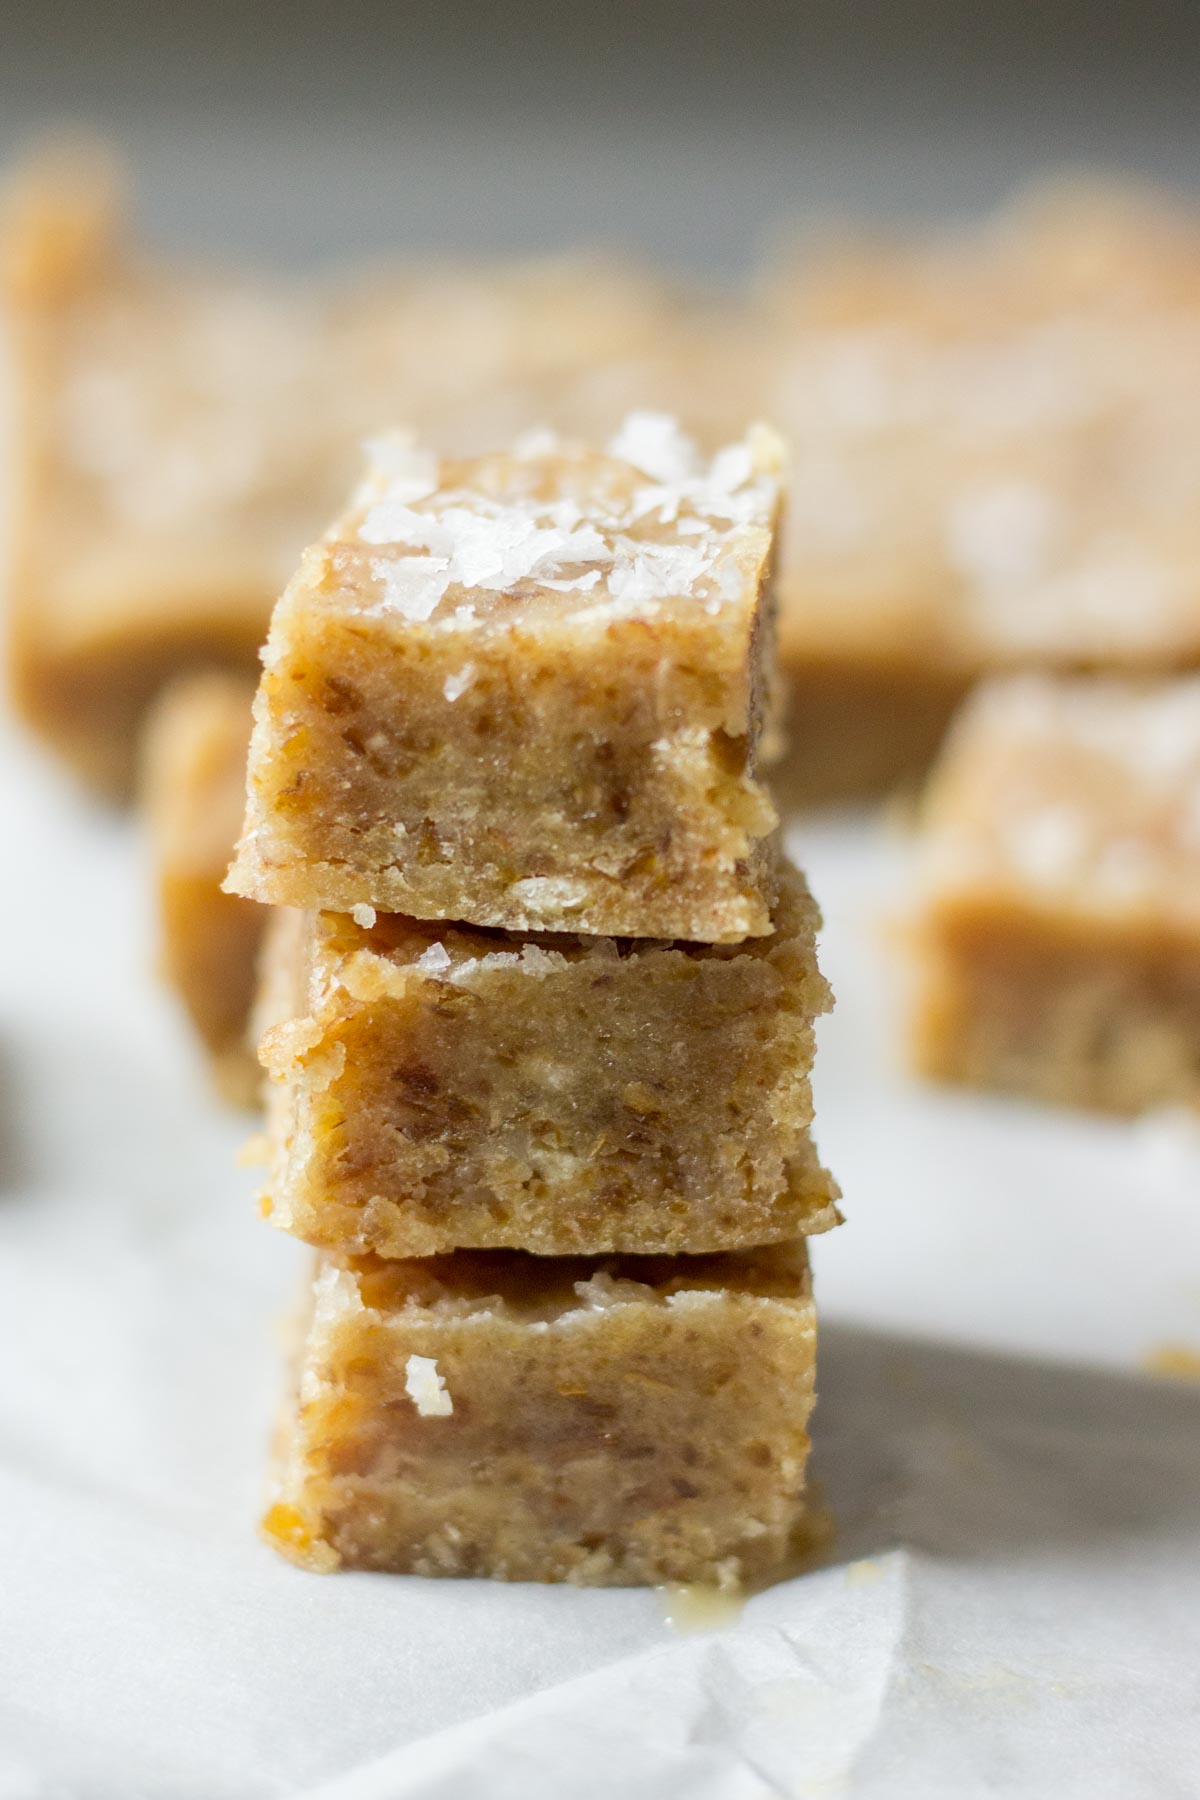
[229,414,841,1587]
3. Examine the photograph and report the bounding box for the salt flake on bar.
[415,942,453,976]
[372,556,450,620]
[450,951,521,981]
[404,1355,453,1417]
[425,508,607,590]
[519,944,570,977]
[513,426,562,458]
[363,431,440,505]
[608,411,700,484]
[717,556,745,600]
[708,442,754,494]
[438,508,545,586]
[509,876,590,913]
[542,570,603,593]
[609,542,712,604]
[360,501,437,546]
[545,498,584,531]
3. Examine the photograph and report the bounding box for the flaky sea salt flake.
[372,555,451,620]
[404,1355,453,1417]
[542,570,603,593]
[707,442,754,495]
[608,411,700,484]
[608,542,711,605]
[509,875,590,914]
[513,426,562,458]
[364,431,440,504]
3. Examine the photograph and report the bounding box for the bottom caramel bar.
[264,1244,816,1587]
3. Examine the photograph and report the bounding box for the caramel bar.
[767,182,1200,800]
[228,417,784,940]
[258,862,838,1256]
[264,1244,817,1586]
[907,674,1200,1112]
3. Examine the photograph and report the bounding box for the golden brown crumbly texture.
[263,1244,817,1587]
[1,147,678,794]
[766,180,1200,800]
[140,672,263,1104]
[226,425,784,939]
[257,862,838,1256]
[906,673,1200,1113]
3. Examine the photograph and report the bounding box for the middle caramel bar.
[258,862,839,1258]
[226,414,784,942]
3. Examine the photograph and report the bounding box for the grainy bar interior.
[257,864,839,1258]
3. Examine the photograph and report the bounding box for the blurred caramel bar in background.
[140,671,262,1104]
[905,673,1200,1114]
[766,182,1200,801]
[11,142,1200,813]
[1,144,681,793]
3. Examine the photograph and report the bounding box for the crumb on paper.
[658,1581,745,1634]
[351,903,377,929]
[1143,1343,1200,1383]
[404,1354,453,1416]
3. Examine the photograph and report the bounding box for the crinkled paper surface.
[2,714,1198,1800]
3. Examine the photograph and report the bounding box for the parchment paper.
[2,714,1198,1800]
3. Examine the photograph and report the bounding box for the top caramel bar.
[227,416,784,940]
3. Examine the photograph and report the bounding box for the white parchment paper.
[2,713,1198,1800]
